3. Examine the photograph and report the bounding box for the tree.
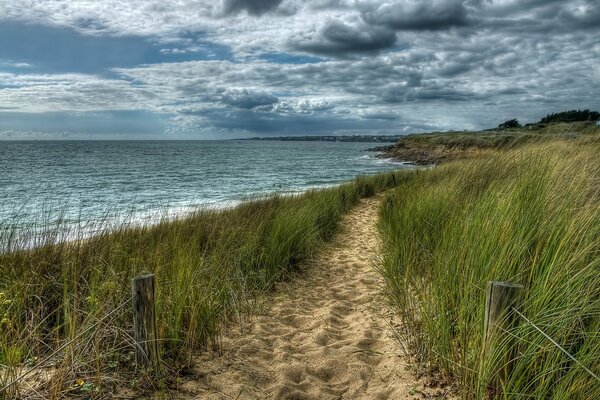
[539,109,600,124]
[498,119,521,129]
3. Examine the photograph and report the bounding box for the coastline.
[1,170,411,399]
[0,163,410,253]
[369,139,481,165]
[369,121,600,166]
[1,141,409,251]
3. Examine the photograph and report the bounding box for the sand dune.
[175,196,437,399]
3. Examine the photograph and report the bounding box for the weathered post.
[132,274,159,370]
[482,281,524,394]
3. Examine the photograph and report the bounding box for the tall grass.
[379,141,600,399]
[0,170,407,398]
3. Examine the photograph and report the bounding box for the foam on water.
[0,140,409,248]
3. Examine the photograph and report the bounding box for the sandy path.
[176,195,423,399]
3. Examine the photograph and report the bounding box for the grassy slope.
[380,121,600,165]
[379,138,600,399]
[0,171,408,397]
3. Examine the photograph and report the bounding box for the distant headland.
[372,109,600,165]
[238,134,404,143]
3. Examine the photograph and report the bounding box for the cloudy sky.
[0,0,599,139]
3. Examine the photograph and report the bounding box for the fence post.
[132,273,159,370]
[482,280,524,393]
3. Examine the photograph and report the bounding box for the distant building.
[596,120,600,126]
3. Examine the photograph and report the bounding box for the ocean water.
[0,140,407,242]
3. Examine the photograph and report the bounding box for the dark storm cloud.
[462,0,600,33]
[405,87,479,102]
[1,0,600,138]
[434,62,472,78]
[472,0,564,18]
[362,0,469,31]
[291,19,397,56]
[497,87,528,96]
[381,84,479,103]
[222,0,285,16]
[560,1,600,29]
[190,106,396,134]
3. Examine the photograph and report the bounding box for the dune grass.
[398,121,600,150]
[379,140,600,399]
[0,170,408,398]
[381,121,600,165]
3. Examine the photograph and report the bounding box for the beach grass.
[378,139,600,399]
[380,121,600,165]
[0,170,408,397]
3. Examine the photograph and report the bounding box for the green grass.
[0,170,407,398]
[400,121,600,150]
[379,140,600,399]
[381,121,600,166]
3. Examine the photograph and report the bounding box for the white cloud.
[0,72,159,112]
[0,0,599,136]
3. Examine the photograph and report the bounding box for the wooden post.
[132,274,159,370]
[482,281,524,393]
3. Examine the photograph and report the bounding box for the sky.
[0,0,599,139]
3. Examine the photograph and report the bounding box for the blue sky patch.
[0,21,232,75]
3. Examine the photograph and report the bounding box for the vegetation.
[498,118,520,129]
[377,121,600,165]
[3,116,599,398]
[0,170,408,398]
[538,109,600,124]
[379,139,600,399]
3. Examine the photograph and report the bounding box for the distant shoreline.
[238,134,404,143]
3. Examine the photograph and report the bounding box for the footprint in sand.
[176,196,437,399]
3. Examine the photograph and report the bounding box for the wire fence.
[2,276,599,397]
[0,272,190,397]
[511,307,600,383]
[0,294,136,394]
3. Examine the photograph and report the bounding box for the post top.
[488,280,524,289]
[133,273,155,281]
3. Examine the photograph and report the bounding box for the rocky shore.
[369,135,485,165]
[370,143,477,165]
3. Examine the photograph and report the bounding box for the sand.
[173,195,436,399]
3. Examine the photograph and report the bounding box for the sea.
[0,140,407,247]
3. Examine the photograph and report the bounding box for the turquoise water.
[0,140,406,241]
